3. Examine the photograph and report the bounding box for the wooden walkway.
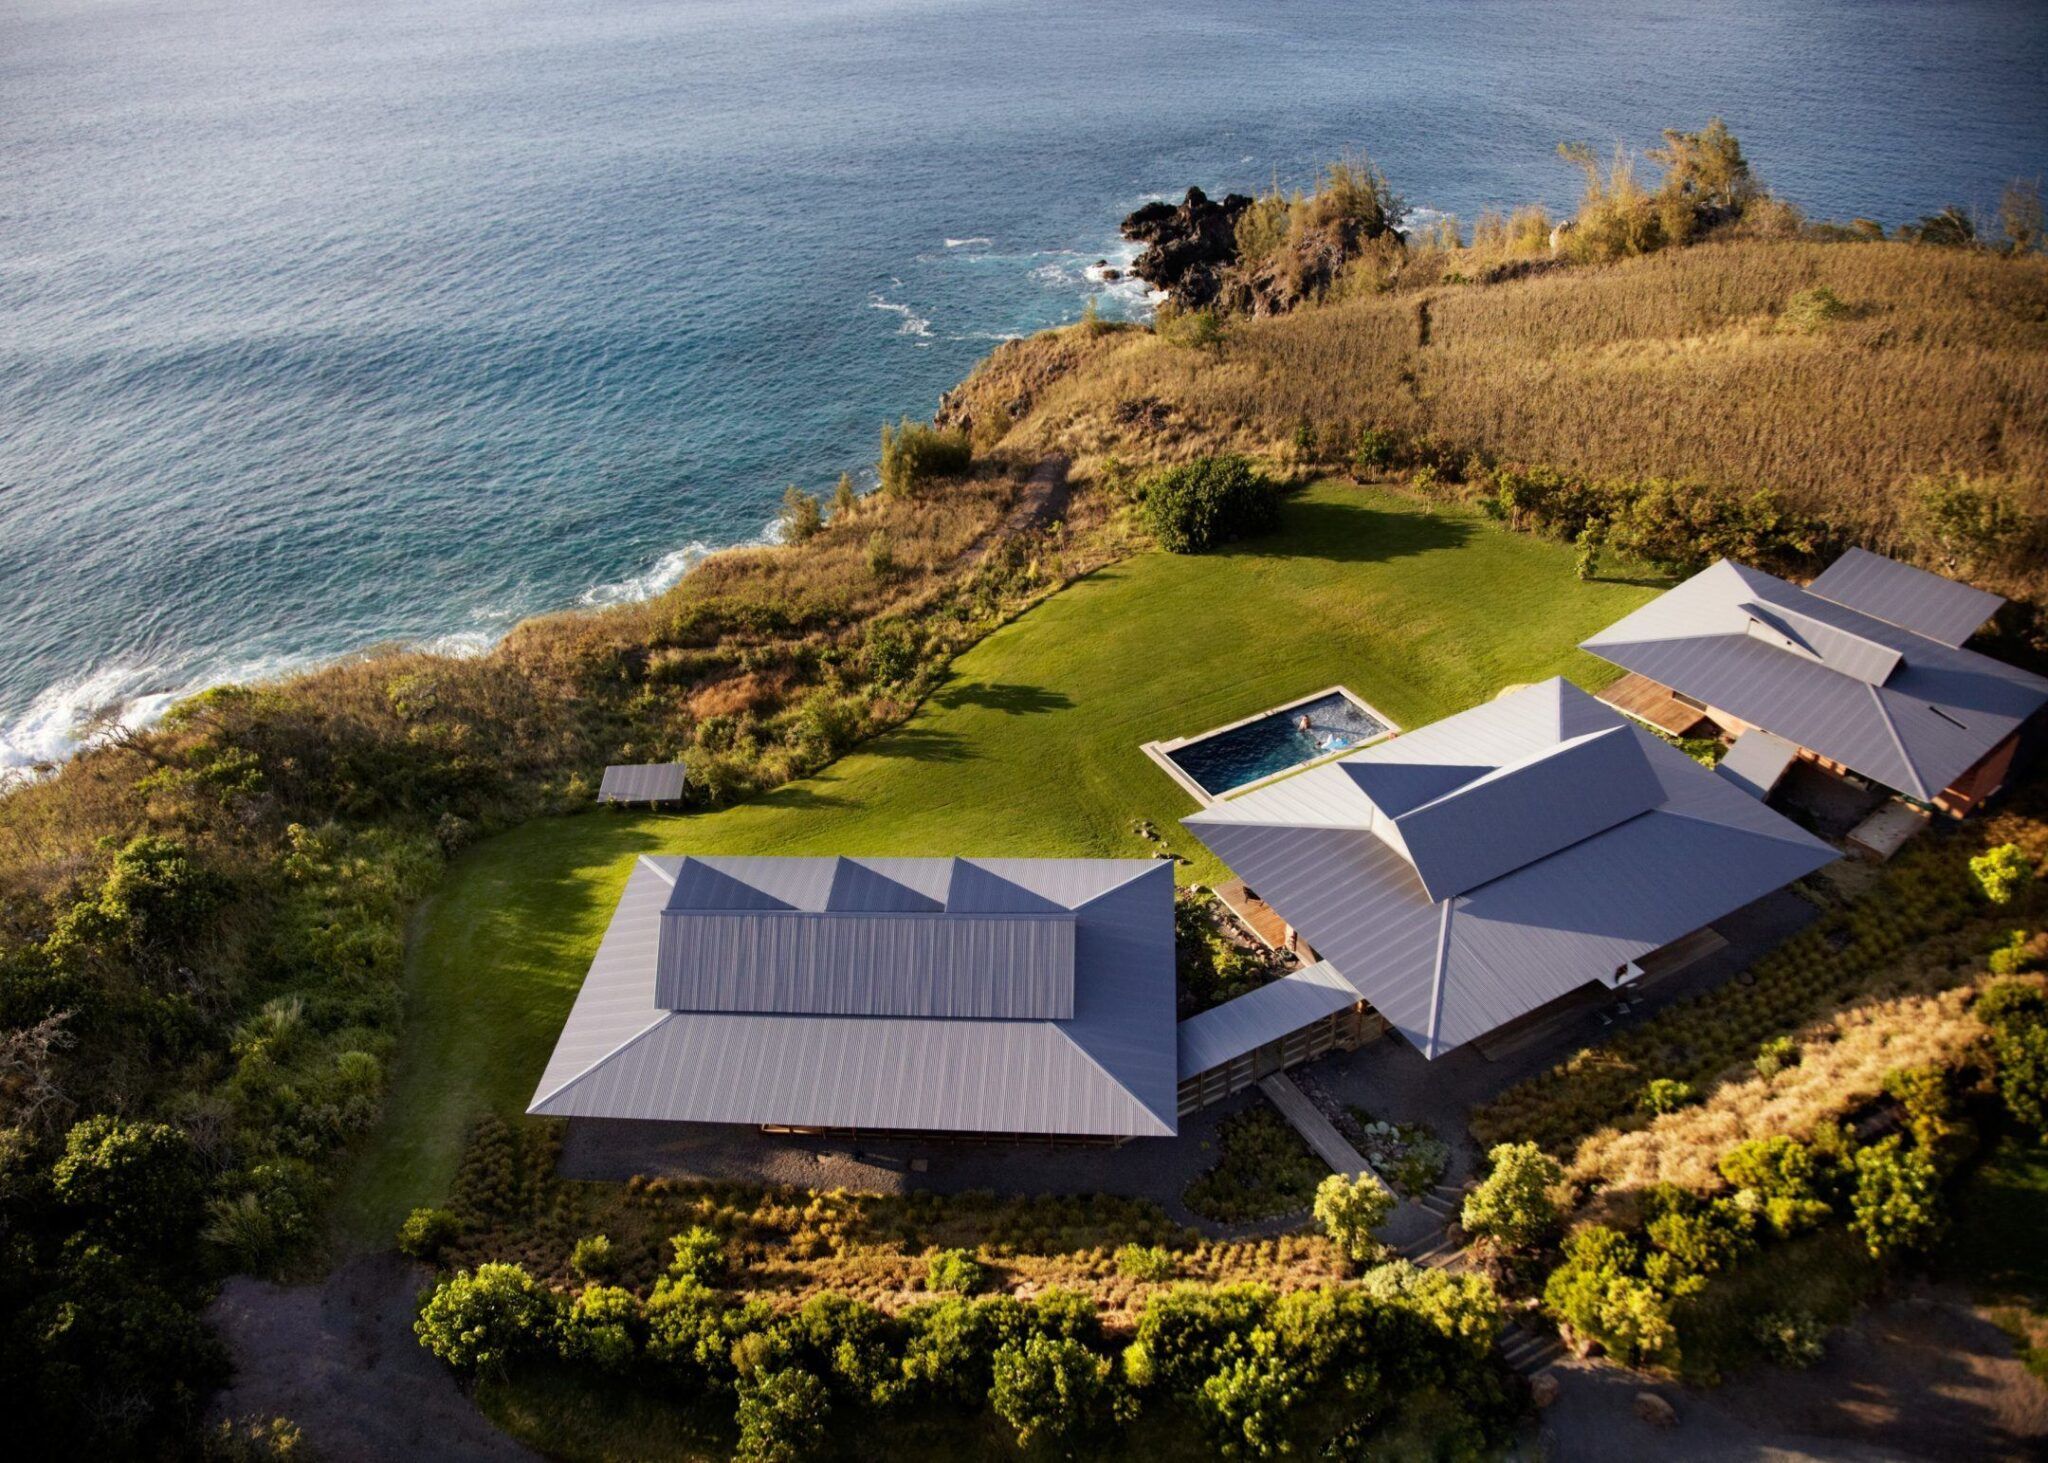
[1213,880,1290,950]
[1596,672,1710,737]
[1257,1073,1389,1194]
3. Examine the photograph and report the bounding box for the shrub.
[925,1247,988,1295]
[1848,1137,1942,1259]
[1972,845,2035,906]
[51,1114,204,1254]
[865,530,896,579]
[1753,1309,1828,1369]
[1460,1142,1563,1249]
[1988,930,2041,977]
[413,1263,559,1371]
[1643,1198,1757,1290]
[1142,456,1279,554]
[1993,1021,2048,1134]
[1754,1035,1800,1079]
[1313,1172,1395,1263]
[990,1335,1118,1454]
[899,1295,1026,1404]
[1115,1243,1177,1281]
[830,471,859,519]
[735,1367,831,1463]
[396,1206,460,1261]
[1542,1227,1676,1366]
[1351,425,1399,475]
[569,1233,618,1280]
[1124,1284,1274,1394]
[1155,305,1223,350]
[777,485,823,544]
[1782,286,1849,332]
[1183,1107,1325,1222]
[1977,978,2048,1031]
[559,1285,643,1372]
[879,418,971,496]
[667,1226,729,1286]
[1639,1077,1698,1115]
[1717,1135,1839,1238]
[1355,1261,1504,1356]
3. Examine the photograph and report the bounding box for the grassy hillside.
[954,240,2048,599]
[338,478,1660,1240]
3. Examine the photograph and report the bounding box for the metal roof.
[1582,559,2048,800]
[1184,680,1837,1059]
[529,857,1179,1137]
[1176,960,1363,1075]
[598,763,688,802]
[1807,547,2004,648]
[1716,729,1801,801]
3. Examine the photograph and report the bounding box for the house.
[1182,679,1836,1061]
[528,855,1179,1140]
[1582,553,2048,815]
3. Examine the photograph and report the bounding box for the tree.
[559,1285,643,1372]
[925,1247,988,1294]
[1355,1261,1503,1357]
[1999,179,2044,254]
[1971,844,2035,906]
[413,1263,559,1371]
[830,472,859,520]
[396,1206,461,1261]
[1648,117,1760,237]
[777,485,823,544]
[1142,456,1279,553]
[734,1367,831,1463]
[1541,1227,1675,1366]
[1905,205,1976,247]
[1848,1137,1942,1259]
[1460,1142,1563,1248]
[51,1114,203,1254]
[1313,1172,1394,1263]
[990,1335,1119,1454]
[569,1232,618,1280]
[666,1225,729,1285]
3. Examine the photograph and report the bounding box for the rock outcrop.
[1120,187,1252,310]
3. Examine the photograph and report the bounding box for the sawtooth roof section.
[1185,680,1837,1059]
[1583,558,2048,800]
[530,858,1178,1138]
[1177,960,1364,1076]
[1808,547,2004,648]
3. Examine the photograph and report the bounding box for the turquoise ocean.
[3,0,2044,766]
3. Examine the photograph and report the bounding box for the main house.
[528,855,1180,1139]
[1182,679,1836,1061]
[1582,550,2048,815]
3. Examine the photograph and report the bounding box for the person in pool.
[1295,713,1313,732]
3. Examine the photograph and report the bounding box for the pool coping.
[1141,684,1402,808]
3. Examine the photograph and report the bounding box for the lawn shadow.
[1233,497,1476,564]
[931,680,1075,715]
[862,725,973,763]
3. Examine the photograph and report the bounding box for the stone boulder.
[1120,187,1252,310]
[1633,1390,1677,1428]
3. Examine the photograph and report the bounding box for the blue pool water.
[4,0,2045,767]
[1167,692,1389,798]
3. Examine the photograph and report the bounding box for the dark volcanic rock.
[1120,187,1252,310]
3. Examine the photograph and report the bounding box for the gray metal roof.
[1583,559,2048,800]
[598,763,688,803]
[1716,729,1801,801]
[1807,547,2004,648]
[1176,960,1363,1076]
[1184,680,1837,1059]
[529,857,1178,1137]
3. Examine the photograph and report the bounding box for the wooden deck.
[1213,880,1291,950]
[1596,672,1711,737]
[1258,1073,1389,1193]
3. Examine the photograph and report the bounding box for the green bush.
[666,1226,729,1286]
[51,1114,204,1255]
[1848,1137,1943,1259]
[1754,1035,1801,1079]
[1183,1107,1326,1222]
[1123,1283,1273,1394]
[777,485,823,544]
[397,1206,461,1261]
[1351,425,1399,475]
[1978,978,2048,1030]
[569,1233,618,1280]
[1460,1142,1563,1249]
[735,1367,831,1463]
[1313,1172,1395,1263]
[879,418,971,496]
[1142,456,1279,554]
[1115,1243,1177,1281]
[1639,1077,1698,1115]
[1972,844,2035,906]
[559,1284,643,1372]
[865,529,896,579]
[1993,1021,2048,1134]
[1752,1309,1828,1369]
[1155,305,1223,350]
[1782,286,1849,332]
[1354,1261,1504,1357]
[1988,930,2040,977]
[413,1263,560,1371]
[1717,1134,1841,1238]
[1542,1227,1677,1367]
[925,1248,988,1295]
[990,1335,1119,1454]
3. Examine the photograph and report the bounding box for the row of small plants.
[411,1167,1506,1460]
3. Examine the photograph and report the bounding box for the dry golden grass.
[963,240,2048,596]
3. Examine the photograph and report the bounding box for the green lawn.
[334,479,1662,1245]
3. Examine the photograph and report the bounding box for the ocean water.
[3,0,2044,768]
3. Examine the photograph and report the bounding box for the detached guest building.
[1183,680,1836,1062]
[529,856,1180,1140]
[1583,551,2048,815]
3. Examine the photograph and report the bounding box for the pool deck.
[1140,683,1399,807]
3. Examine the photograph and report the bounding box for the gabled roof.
[1582,559,2048,801]
[1807,547,2004,648]
[1177,960,1364,1075]
[528,857,1179,1138]
[1184,680,1835,1059]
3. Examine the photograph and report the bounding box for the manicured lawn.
[335,479,1662,1244]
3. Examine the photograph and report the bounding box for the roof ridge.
[1048,1020,1177,1135]
[528,1012,675,1113]
[1865,681,1931,800]
[1423,900,1454,1060]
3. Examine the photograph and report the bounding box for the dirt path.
[208,1253,537,1462]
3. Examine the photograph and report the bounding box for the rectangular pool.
[1151,687,1392,801]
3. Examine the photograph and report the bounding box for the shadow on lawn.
[863,725,973,762]
[1234,497,1477,564]
[932,680,1075,715]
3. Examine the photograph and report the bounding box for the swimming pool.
[1156,688,1390,800]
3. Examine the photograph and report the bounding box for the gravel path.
[207,1254,537,1463]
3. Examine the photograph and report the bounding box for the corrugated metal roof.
[656,910,1076,1018]
[1185,680,1837,1059]
[597,763,688,802]
[1739,601,1901,686]
[1808,547,2004,648]
[529,858,1178,1137]
[1176,960,1363,1075]
[1716,729,1801,801]
[1583,559,2048,800]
